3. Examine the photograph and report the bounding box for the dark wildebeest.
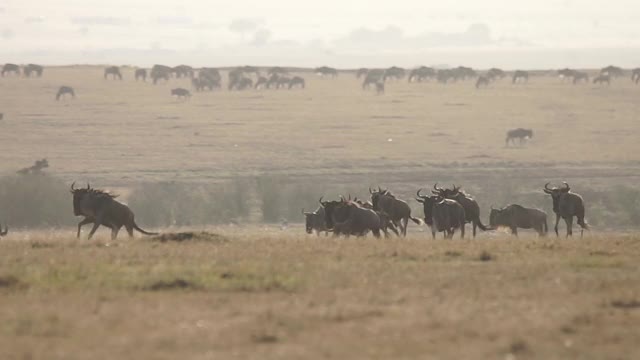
[353,197,400,236]
[487,68,505,81]
[437,69,453,84]
[288,76,305,89]
[0,222,7,237]
[171,88,191,99]
[408,66,436,82]
[506,128,533,146]
[276,77,291,89]
[557,68,576,82]
[356,68,369,78]
[416,190,465,239]
[489,204,548,236]
[369,187,422,236]
[383,66,406,81]
[362,70,385,90]
[150,64,172,84]
[56,86,75,101]
[475,76,490,89]
[172,65,194,78]
[572,71,589,84]
[229,77,254,91]
[104,66,122,80]
[265,74,280,89]
[593,74,610,85]
[600,65,623,78]
[631,68,640,84]
[452,66,477,80]
[315,66,338,77]
[2,63,20,76]
[23,64,43,77]
[71,183,157,240]
[433,184,490,237]
[320,197,385,238]
[135,69,147,81]
[254,76,268,89]
[543,182,588,237]
[302,207,328,236]
[512,70,529,83]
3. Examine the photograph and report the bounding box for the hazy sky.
[1,0,639,68]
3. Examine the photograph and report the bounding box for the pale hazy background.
[1,0,639,68]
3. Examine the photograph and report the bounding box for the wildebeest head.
[369,186,389,210]
[415,188,442,225]
[431,183,460,199]
[302,207,325,234]
[543,182,570,213]
[70,182,118,216]
[489,206,507,228]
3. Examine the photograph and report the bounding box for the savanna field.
[1,66,640,359]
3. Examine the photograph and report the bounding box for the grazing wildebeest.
[475,76,490,89]
[489,204,548,236]
[557,68,577,81]
[56,86,75,100]
[572,71,589,84]
[320,197,385,238]
[512,70,529,83]
[104,66,122,80]
[288,76,305,89]
[315,66,338,77]
[383,66,406,80]
[362,70,384,90]
[172,65,194,78]
[408,66,436,82]
[135,69,147,81]
[0,223,7,237]
[356,68,369,78]
[487,68,505,81]
[506,128,533,146]
[23,64,43,77]
[254,76,268,89]
[593,74,610,85]
[600,65,623,78]
[302,207,328,236]
[543,183,588,237]
[150,64,172,84]
[71,183,157,240]
[17,158,48,175]
[369,187,422,236]
[432,184,490,237]
[631,68,640,84]
[171,88,191,99]
[1,63,20,76]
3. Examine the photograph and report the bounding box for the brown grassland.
[1,66,640,358]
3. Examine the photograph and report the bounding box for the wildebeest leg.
[77,217,93,238]
[472,221,477,237]
[460,222,465,239]
[111,226,122,240]
[87,221,102,240]
[402,218,408,236]
[565,217,573,237]
[511,226,518,237]
[554,214,561,237]
[371,228,381,238]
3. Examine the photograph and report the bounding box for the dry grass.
[0,229,639,359]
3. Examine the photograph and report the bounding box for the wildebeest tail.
[476,219,491,231]
[133,222,158,236]
[577,218,589,229]
[410,216,423,225]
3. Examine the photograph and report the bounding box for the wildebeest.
[475,76,490,89]
[320,197,385,237]
[56,86,75,101]
[104,66,122,80]
[432,184,490,237]
[383,66,406,81]
[362,70,385,90]
[593,74,610,85]
[631,68,640,84]
[2,63,20,76]
[17,158,48,175]
[416,190,465,239]
[0,223,7,237]
[375,82,384,95]
[557,68,576,81]
[192,77,219,91]
[356,68,369,78]
[23,64,43,77]
[70,182,157,239]
[302,207,328,236]
[543,182,588,237]
[288,76,305,89]
[267,67,288,77]
[276,77,291,89]
[506,128,533,146]
[135,69,147,81]
[172,65,194,78]
[353,196,400,237]
[229,77,254,91]
[437,69,453,84]
[198,67,222,88]
[489,204,548,236]
[600,65,623,78]
[512,70,529,83]
[254,76,268,89]
[486,68,505,81]
[315,66,338,77]
[150,64,172,84]
[171,88,191,99]
[572,71,589,84]
[369,187,422,236]
[408,66,436,82]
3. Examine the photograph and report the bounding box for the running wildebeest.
[432,184,490,237]
[452,66,477,81]
[1,63,20,76]
[369,187,422,236]
[631,68,640,84]
[265,74,280,89]
[362,70,385,90]
[487,68,505,81]
[172,65,194,78]
[23,64,43,77]
[408,66,436,82]
[150,64,172,84]
[56,86,75,101]
[557,68,577,81]
[383,66,406,80]
[320,197,385,238]
[71,182,157,240]
[593,74,610,85]
[17,158,48,175]
[356,68,369,78]
[315,66,338,77]
[104,66,122,80]
[352,196,399,236]
[416,189,465,239]
[543,182,588,237]
[572,71,589,84]
[171,88,191,99]
[506,128,533,146]
[489,204,548,236]
[475,76,490,89]
[288,76,305,89]
[302,207,328,236]
[600,65,623,78]
[135,69,147,81]
[512,70,529,83]
[0,223,7,237]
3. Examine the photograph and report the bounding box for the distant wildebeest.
[315,66,338,77]
[375,82,384,95]
[408,66,436,82]
[489,204,548,236]
[475,76,490,89]
[452,66,477,81]
[415,189,465,239]
[543,182,588,237]
[172,65,194,78]
[229,77,253,91]
[289,76,305,89]
[267,67,288,77]
[192,77,219,91]
[356,68,369,78]
[600,65,623,78]
[1,63,20,76]
[437,69,453,84]
[572,71,589,84]
[17,158,48,175]
[593,74,610,85]
[369,187,422,236]
[104,66,122,80]
[631,68,640,84]
[265,74,280,89]
[506,128,533,146]
[383,66,406,81]
[0,222,7,237]
[302,207,328,236]
[171,88,191,99]
[512,70,529,83]
[71,182,157,240]
[56,86,75,101]
[557,68,577,81]
[276,77,291,89]
[254,76,268,89]
[320,197,386,238]
[198,67,222,89]
[362,70,385,90]
[23,64,43,77]
[486,68,505,81]
[150,64,172,84]
[432,184,490,237]
[135,69,147,81]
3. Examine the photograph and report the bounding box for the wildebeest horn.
[416,188,427,198]
[563,182,570,190]
[86,182,90,190]
[301,208,305,215]
[369,187,373,194]
[70,181,76,191]
[490,204,495,210]
[319,196,324,205]
[544,182,552,190]
[378,186,382,193]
